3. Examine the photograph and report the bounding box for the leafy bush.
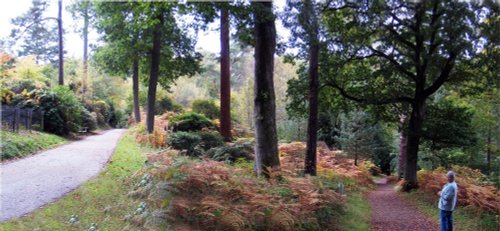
[93,100,110,126]
[197,131,225,150]
[207,142,254,163]
[169,112,213,132]
[155,96,183,115]
[191,99,219,119]
[29,86,84,135]
[81,108,97,132]
[167,132,202,156]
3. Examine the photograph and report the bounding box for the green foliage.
[422,98,477,150]
[207,142,254,163]
[0,130,67,160]
[197,131,225,150]
[92,100,110,127]
[9,1,59,64]
[191,99,219,119]
[32,86,85,135]
[81,108,98,132]
[154,95,183,115]
[169,112,213,132]
[167,131,202,156]
[167,131,225,157]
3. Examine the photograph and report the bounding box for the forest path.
[0,129,126,222]
[367,177,438,231]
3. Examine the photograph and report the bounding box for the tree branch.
[323,81,414,105]
[423,52,457,97]
[368,46,417,81]
[11,17,59,41]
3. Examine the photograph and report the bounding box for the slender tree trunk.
[304,0,320,176]
[403,100,426,191]
[82,6,88,96]
[132,58,141,123]
[252,2,280,177]
[398,114,408,179]
[220,8,232,141]
[146,12,163,134]
[486,127,491,174]
[57,0,64,85]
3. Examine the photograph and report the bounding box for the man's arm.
[441,185,455,201]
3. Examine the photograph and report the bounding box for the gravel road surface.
[367,177,438,231]
[0,129,126,222]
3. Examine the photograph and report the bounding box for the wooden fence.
[1,105,44,132]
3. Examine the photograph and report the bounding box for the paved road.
[0,129,126,222]
[367,177,438,231]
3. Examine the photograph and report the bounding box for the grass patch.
[399,190,498,231]
[1,130,67,160]
[337,190,371,231]
[0,132,151,230]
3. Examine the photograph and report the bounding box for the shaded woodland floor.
[367,177,438,231]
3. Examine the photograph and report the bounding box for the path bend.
[0,129,126,222]
[367,177,438,231]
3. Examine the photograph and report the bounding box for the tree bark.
[132,58,141,123]
[403,100,426,191]
[82,4,88,96]
[252,2,280,177]
[398,114,408,179]
[146,11,163,134]
[57,0,64,85]
[220,8,232,141]
[304,0,320,176]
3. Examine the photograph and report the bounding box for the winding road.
[0,129,126,222]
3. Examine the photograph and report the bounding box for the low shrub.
[167,132,202,156]
[155,96,183,115]
[197,131,225,150]
[207,142,254,163]
[140,156,345,231]
[169,112,213,132]
[167,131,225,156]
[191,99,219,119]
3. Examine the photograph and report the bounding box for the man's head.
[447,171,455,183]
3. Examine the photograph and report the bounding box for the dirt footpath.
[0,129,126,222]
[367,177,438,231]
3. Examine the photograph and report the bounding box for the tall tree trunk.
[398,114,408,179]
[252,2,280,177]
[82,5,89,96]
[220,8,232,141]
[146,12,163,134]
[304,0,319,176]
[132,58,141,123]
[57,0,64,85]
[403,100,426,191]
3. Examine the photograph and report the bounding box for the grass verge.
[337,189,371,231]
[1,130,67,160]
[399,190,498,231]
[0,132,151,230]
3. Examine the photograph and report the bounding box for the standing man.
[438,171,458,231]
